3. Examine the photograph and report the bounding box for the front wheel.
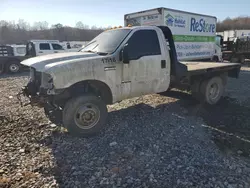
[62,95,108,137]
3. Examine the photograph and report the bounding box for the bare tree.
[17,19,30,30]
[216,16,250,32]
[76,21,89,29]
[76,21,84,29]
[32,21,49,30]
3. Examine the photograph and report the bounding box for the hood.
[21,52,99,72]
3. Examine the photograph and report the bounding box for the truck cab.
[0,40,82,74]
[26,40,66,56]
[19,25,241,137]
[10,45,27,56]
[214,35,223,62]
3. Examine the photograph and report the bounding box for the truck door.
[37,43,54,56]
[121,29,170,98]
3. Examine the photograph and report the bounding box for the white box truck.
[124,7,222,62]
[222,30,250,41]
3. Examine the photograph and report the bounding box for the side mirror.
[122,44,129,64]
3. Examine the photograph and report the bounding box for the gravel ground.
[0,67,250,188]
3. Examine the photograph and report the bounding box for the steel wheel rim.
[209,83,220,100]
[74,103,100,129]
[9,64,19,72]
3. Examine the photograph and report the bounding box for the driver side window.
[126,30,161,60]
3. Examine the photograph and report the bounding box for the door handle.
[161,60,166,68]
[54,51,58,53]
[39,51,43,53]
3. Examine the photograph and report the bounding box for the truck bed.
[179,61,241,78]
[181,62,240,71]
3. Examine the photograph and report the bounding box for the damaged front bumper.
[17,82,48,107]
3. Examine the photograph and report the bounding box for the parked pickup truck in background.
[222,35,250,63]
[19,25,241,137]
[0,40,80,74]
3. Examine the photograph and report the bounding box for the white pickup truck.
[19,25,241,137]
[0,40,79,74]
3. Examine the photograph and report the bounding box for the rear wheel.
[62,95,108,137]
[6,61,21,74]
[192,76,225,105]
[200,77,225,105]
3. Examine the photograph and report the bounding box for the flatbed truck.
[18,25,241,137]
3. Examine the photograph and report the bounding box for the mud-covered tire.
[200,76,225,105]
[6,61,21,74]
[62,95,108,137]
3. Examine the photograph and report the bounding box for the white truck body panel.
[235,30,250,37]
[223,30,236,41]
[21,26,171,103]
[222,30,250,41]
[10,45,26,56]
[124,8,218,61]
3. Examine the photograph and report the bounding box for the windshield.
[80,29,131,54]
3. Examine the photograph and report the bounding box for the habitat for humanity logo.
[165,13,186,28]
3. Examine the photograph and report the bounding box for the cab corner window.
[39,43,51,50]
[126,30,161,60]
[52,43,64,50]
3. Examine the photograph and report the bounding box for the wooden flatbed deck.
[181,62,240,72]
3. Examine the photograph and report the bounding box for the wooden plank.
[181,62,240,71]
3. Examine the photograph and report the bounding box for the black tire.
[200,76,225,105]
[239,55,245,64]
[0,63,4,75]
[212,56,219,62]
[62,95,108,137]
[44,103,63,125]
[230,57,239,63]
[6,60,21,74]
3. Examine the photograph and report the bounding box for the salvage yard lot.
[1,67,250,188]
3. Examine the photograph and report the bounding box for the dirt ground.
[0,66,250,187]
